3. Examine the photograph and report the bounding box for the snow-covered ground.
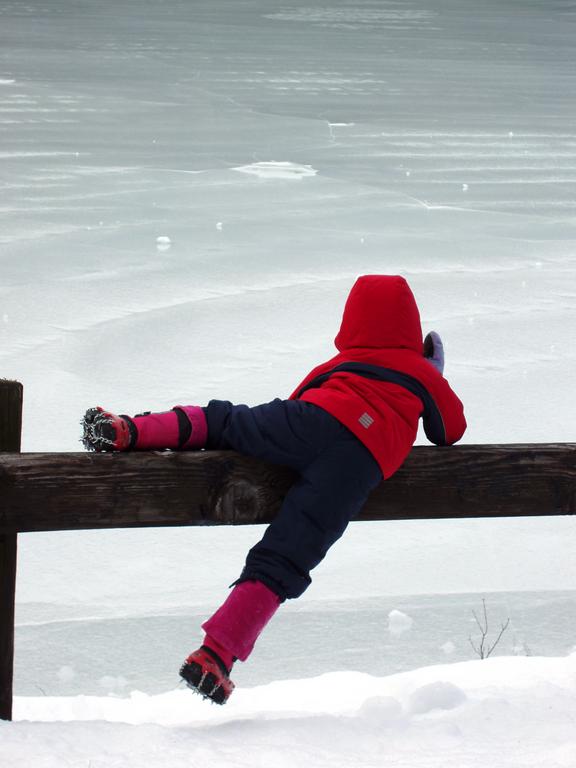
[4,656,576,768]
[1,0,576,764]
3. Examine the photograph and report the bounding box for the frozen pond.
[14,589,576,696]
[0,0,575,696]
[2,0,575,449]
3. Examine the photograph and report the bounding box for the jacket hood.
[334,275,423,353]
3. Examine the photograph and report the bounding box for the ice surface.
[13,589,576,696]
[1,0,575,749]
[1,0,575,452]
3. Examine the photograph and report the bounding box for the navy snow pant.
[203,399,383,601]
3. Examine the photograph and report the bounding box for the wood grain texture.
[0,380,22,721]
[1,444,574,534]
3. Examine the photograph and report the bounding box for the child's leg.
[205,399,382,603]
[202,398,342,469]
[179,580,281,704]
[130,406,207,450]
[238,426,382,600]
[84,397,331,458]
[202,580,280,661]
[182,401,379,700]
[82,405,206,451]
[195,417,381,664]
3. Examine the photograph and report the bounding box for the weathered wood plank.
[0,535,17,721]
[0,443,574,534]
[0,379,23,721]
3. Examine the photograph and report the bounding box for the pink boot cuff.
[133,411,180,450]
[202,581,280,662]
[175,405,207,449]
[132,406,207,450]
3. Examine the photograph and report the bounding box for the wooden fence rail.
[1,443,575,534]
[0,379,574,720]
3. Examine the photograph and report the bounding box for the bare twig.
[468,599,510,660]
[486,617,511,658]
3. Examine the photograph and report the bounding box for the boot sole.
[179,661,229,705]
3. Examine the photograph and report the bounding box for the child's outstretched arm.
[420,333,466,446]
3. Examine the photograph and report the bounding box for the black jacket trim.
[294,362,448,446]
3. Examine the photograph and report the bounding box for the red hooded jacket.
[289,275,467,478]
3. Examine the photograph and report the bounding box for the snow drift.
[3,655,575,768]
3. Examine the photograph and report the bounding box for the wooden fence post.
[0,380,23,721]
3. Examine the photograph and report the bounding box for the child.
[82,274,466,705]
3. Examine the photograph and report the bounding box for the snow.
[232,161,319,180]
[3,656,576,768]
[155,235,172,251]
[388,609,415,636]
[1,0,576,763]
[441,641,457,656]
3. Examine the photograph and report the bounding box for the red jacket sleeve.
[425,375,467,445]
